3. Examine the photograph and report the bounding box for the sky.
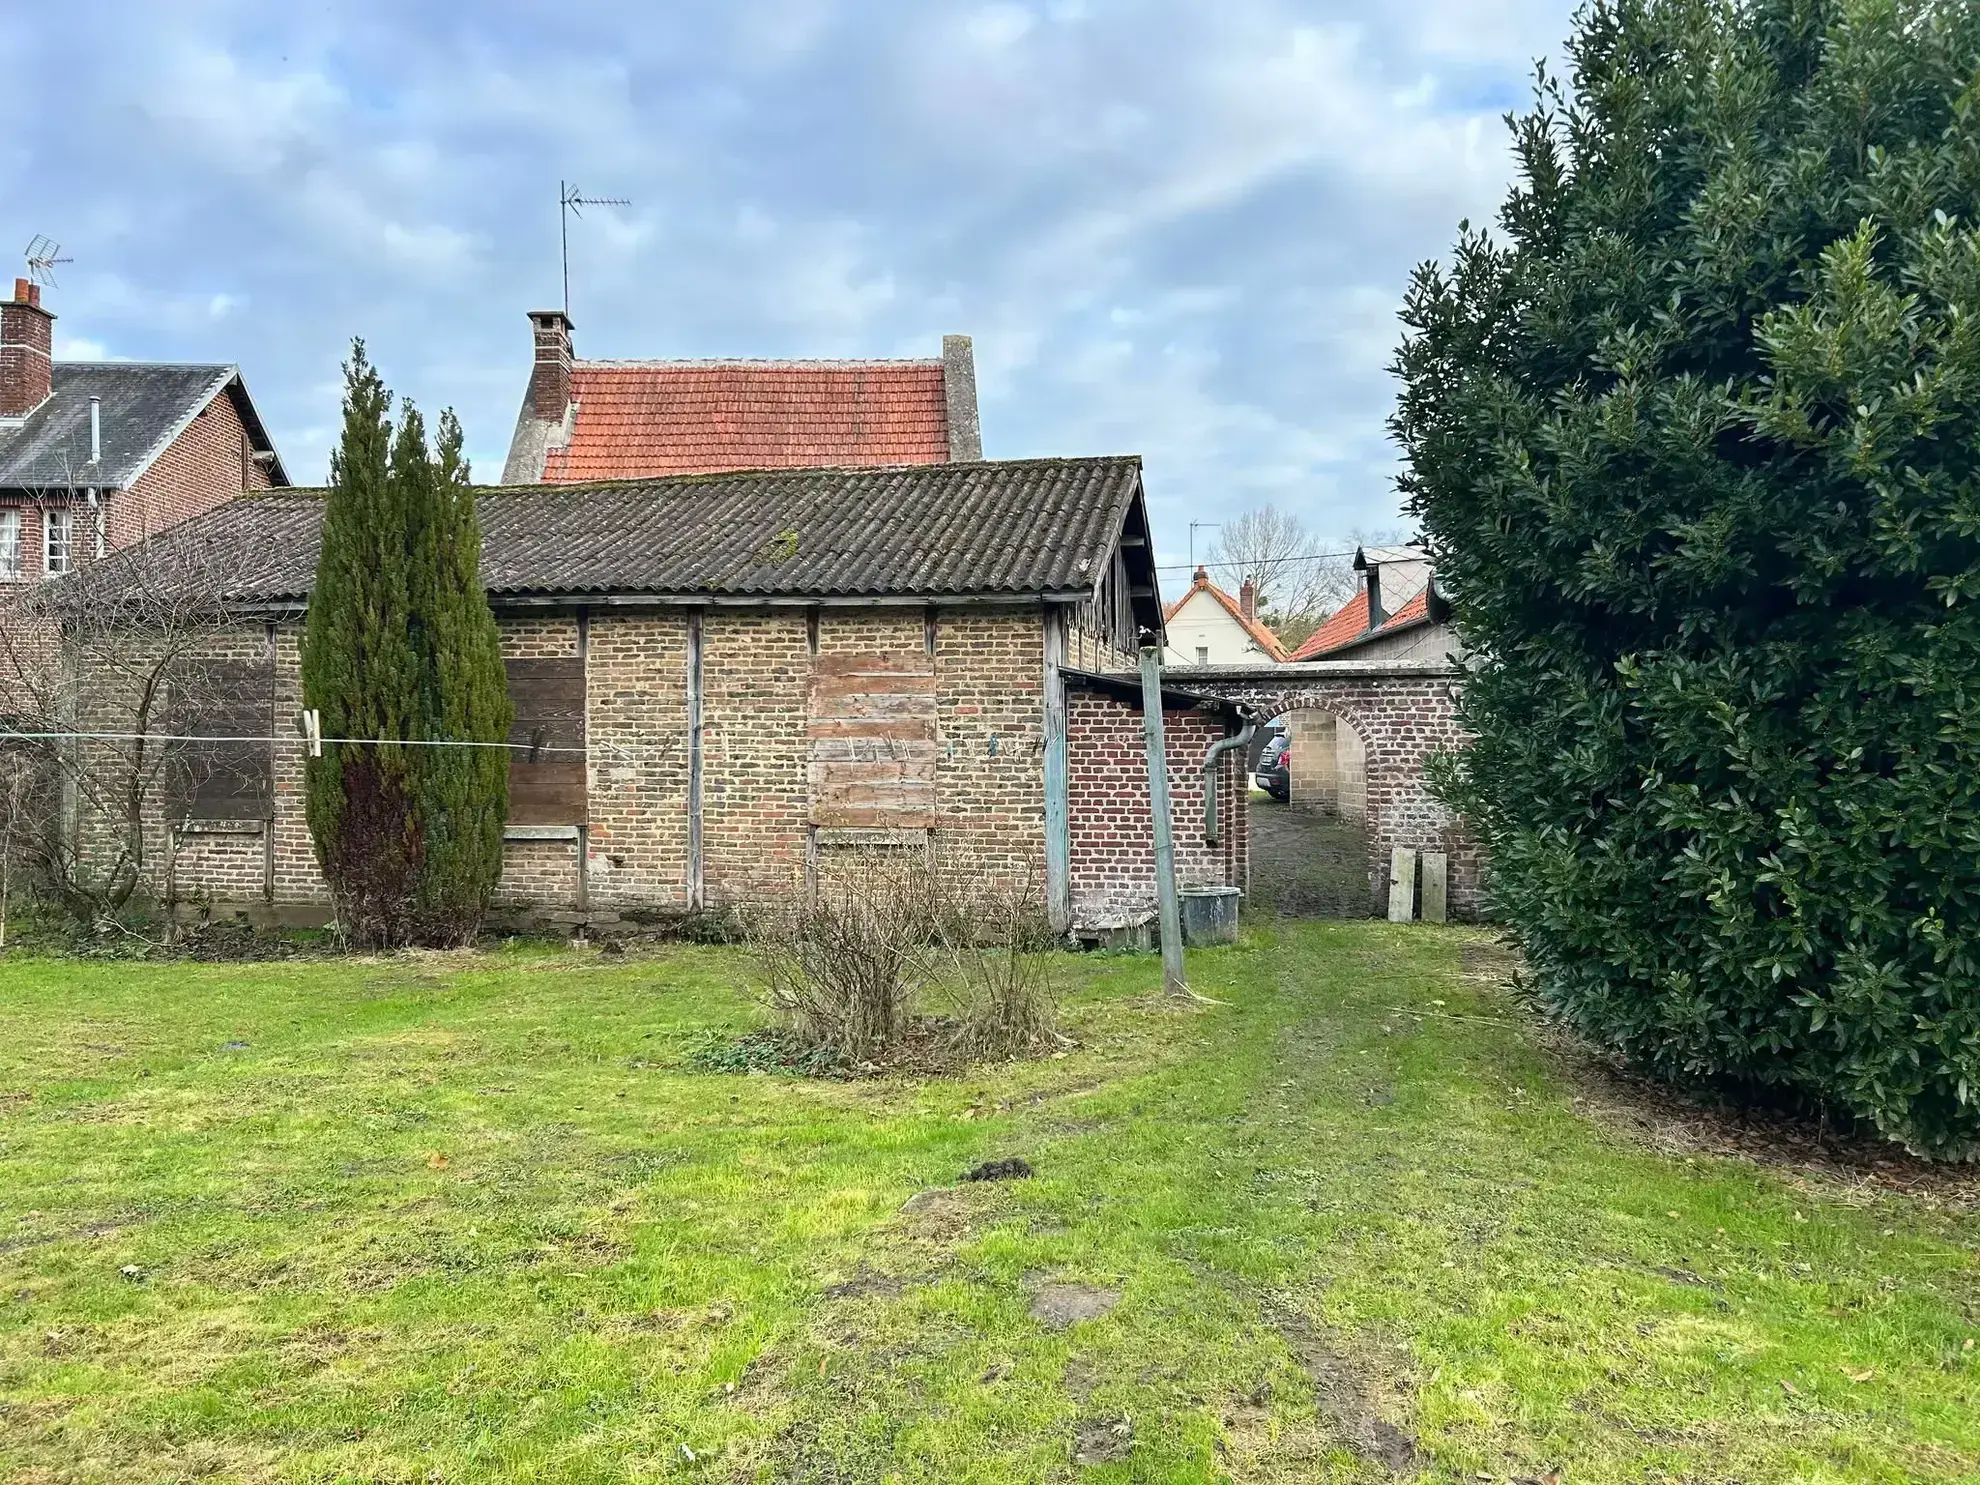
[0,0,1576,577]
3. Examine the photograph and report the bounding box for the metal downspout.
[1202,722,1257,844]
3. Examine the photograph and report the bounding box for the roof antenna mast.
[559,182,630,317]
[24,235,72,288]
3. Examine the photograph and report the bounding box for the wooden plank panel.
[813,653,935,679]
[508,761,588,826]
[1420,851,1448,924]
[1387,849,1418,923]
[170,658,274,822]
[506,656,586,824]
[812,805,938,830]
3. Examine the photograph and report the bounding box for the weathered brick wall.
[584,611,691,909]
[268,623,331,909]
[115,387,274,548]
[67,620,282,912]
[1182,669,1482,919]
[1065,690,1247,923]
[701,611,811,903]
[935,610,1046,891]
[169,826,266,907]
[82,602,1061,923]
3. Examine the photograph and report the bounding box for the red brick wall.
[1065,689,1247,923]
[116,384,272,547]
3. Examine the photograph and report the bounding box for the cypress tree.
[409,410,512,944]
[304,345,513,948]
[302,343,422,947]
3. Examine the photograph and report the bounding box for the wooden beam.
[1044,607,1071,933]
[686,609,704,910]
[1141,647,1188,995]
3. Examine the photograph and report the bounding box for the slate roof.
[1163,567,1289,662]
[1289,585,1433,661]
[107,457,1156,622]
[0,363,288,490]
[538,360,952,482]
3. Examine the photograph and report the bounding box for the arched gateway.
[1180,659,1481,919]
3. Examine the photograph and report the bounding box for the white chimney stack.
[89,394,101,463]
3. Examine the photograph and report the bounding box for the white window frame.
[43,506,72,578]
[0,510,20,581]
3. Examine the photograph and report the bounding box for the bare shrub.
[747,851,941,1064]
[929,867,1061,1060]
[746,849,1060,1068]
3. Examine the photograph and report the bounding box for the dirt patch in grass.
[1073,1414,1133,1465]
[1030,1281,1120,1331]
[1265,1300,1421,1476]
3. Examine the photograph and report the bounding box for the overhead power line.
[1153,550,1362,575]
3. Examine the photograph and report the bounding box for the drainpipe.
[1202,722,1257,844]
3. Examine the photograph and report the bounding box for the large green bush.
[1395,0,1980,1155]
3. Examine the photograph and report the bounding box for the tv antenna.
[559,182,630,317]
[24,235,72,288]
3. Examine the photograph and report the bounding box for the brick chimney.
[1239,578,1257,620]
[526,308,574,422]
[1,279,54,422]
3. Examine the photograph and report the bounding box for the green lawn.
[1,925,1975,1483]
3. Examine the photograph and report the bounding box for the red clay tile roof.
[1289,590,1371,660]
[1289,585,1432,661]
[1163,567,1288,661]
[540,360,951,481]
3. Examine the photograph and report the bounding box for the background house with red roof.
[501,307,982,483]
[1162,566,1288,666]
[1287,544,1457,664]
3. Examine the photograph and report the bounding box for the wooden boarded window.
[808,652,936,830]
[505,656,586,825]
[165,658,274,822]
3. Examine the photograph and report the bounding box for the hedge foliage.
[1394,0,1980,1155]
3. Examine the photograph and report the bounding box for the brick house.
[501,306,982,483]
[70,455,1250,934]
[0,279,289,586]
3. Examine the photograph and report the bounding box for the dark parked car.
[1255,732,1290,802]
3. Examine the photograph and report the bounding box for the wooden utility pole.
[1139,646,1188,996]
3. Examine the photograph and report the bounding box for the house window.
[0,511,19,580]
[43,508,72,577]
[1196,646,1209,665]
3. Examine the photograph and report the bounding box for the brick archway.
[1179,661,1480,918]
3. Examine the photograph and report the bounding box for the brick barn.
[75,455,1253,934]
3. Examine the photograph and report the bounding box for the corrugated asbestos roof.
[540,360,952,480]
[119,455,1146,606]
[0,363,278,489]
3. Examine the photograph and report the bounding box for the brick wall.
[89,602,1057,923]
[701,611,812,903]
[1065,689,1247,923]
[115,385,274,548]
[584,611,691,909]
[1179,672,1482,918]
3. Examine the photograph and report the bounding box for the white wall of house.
[1163,588,1277,667]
